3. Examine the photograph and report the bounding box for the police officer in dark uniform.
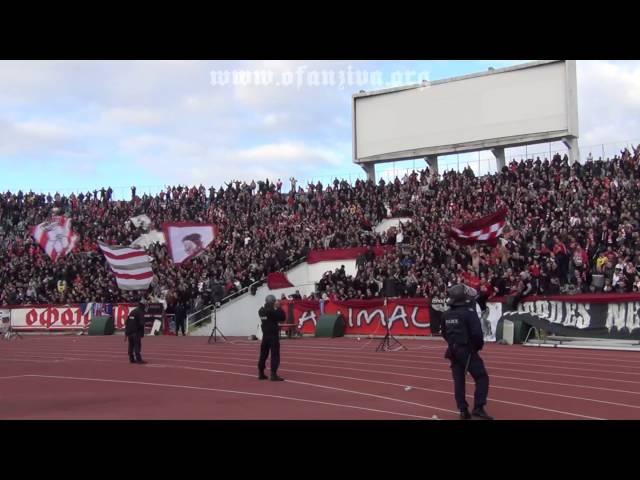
[174,301,187,336]
[257,295,285,381]
[126,299,147,364]
[441,284,493,420]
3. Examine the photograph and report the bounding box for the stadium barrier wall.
[2,304,156,332]
[282,293,640,340]
[491,293,640,339]
[3,293,639,339]
[282,298,433,336]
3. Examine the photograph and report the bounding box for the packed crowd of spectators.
[313,148,640,304]
[2,147,640,311]
[0,178,395,309]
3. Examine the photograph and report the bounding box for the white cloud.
[237,142,343,166]
[2,59,640,192]
[103,107,167,127]
[116,135,348,187]
[577,60,640,149]
[0,118,75,155]
[231,60,374,110]
[16,120,73,141]
[120,134,203,158]
[262,113,289,127]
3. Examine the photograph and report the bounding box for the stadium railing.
[186,256,307,334]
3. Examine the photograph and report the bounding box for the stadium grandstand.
[2,59,640,421]
[2,152,640,310]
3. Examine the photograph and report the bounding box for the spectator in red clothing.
[529,259,542,294]
[3,149,640,307]
[552,236,569,285]
[476,274,495,314]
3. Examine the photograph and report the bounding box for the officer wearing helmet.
[441,283,493,420]
[126,298,147,364]
[257,294,286,381]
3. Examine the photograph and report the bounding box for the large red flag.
[267,272,294,290]
[450,209,508,245]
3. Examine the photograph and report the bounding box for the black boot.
[472,407,494,420]
[258,371,268,380]
[459,409,471,420]
[129,357,136,364]
[270,372,285,381]
[136,359,147,364]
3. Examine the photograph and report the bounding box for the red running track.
[1,335,640,420]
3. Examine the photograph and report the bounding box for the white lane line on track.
[147,363,604,420]
[8,346,640,400]
[22,343,640,386]
[12,374,434,420]
[0,347,608,419]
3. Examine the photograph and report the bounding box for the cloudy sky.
[1,60,639,199]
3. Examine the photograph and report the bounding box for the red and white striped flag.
[31,216,78,262]
[450,209,508,245]
[98,242,154,291]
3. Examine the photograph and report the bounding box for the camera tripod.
[208,303,227,344]
[375,297,407,352]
